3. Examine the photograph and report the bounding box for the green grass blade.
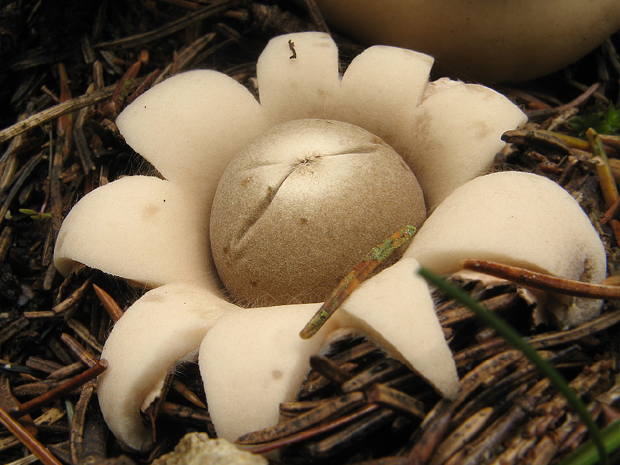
[417,267,609,465]
[558,420,619,465]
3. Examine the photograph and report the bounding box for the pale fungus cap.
[201,257,458,441]
[200,303,342,442]
[255,33,527,208]
[399,82,528,208]
[115,70,269,204]
[54,176,219,292]
[52,32,539,451]
[98,283,235,451]
[406,171,607,328]
[336,257,458,400]
[256,33,341,125]
[314,0,620,84]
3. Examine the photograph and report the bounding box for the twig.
[248,403,380,454]
[588,128,619,209]
[299,0,330,33]
[41,132,64,270]
[527,83,601,119]
[365,383,425,419]
[0,318,29,348]
[309,354,354,385]
[93,284,124,322]
[0,152,44,229]
[57,63,72,141]
[104,60,142,117]
[501,129,573,155]
[93,0,241,51]
[159,402,213,428]
[66,319,103,353]
[0,405,62,465]
[60,333,98,367]
[300,225,417,339]
[71,379,96,465]
[52,277,94,314]
[554,83,601,113]
[153,33,215,84]
[452,310,620,367]
[307,407,395,457]
[170,379,207,409]
[408,403,453,465]
[0,87,117,144]
[126,68,162,104]
[341,358,405,393]
[558,419,620,465]
[460,258,620,300]
[47,361,86,381]
[13,360,107,418]
[237,392,366,445]
[428,407,493,465]
[0,226,13,263]
[157,0,200,11]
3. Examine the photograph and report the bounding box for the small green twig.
[587,127,612,165]
[299,225,417,339]
[588,128,619,209]
[417,267,610,465]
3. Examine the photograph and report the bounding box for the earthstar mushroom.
[52,32,534,451]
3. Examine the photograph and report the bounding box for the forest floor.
[0,1,619,464]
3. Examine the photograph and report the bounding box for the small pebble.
[152,433,267,465]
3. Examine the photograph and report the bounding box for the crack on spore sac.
[229,143,384,255]
[230,167,294,254]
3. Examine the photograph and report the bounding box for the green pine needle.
[558,420,619,465]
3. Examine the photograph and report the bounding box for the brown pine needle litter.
[0,1,619,464]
